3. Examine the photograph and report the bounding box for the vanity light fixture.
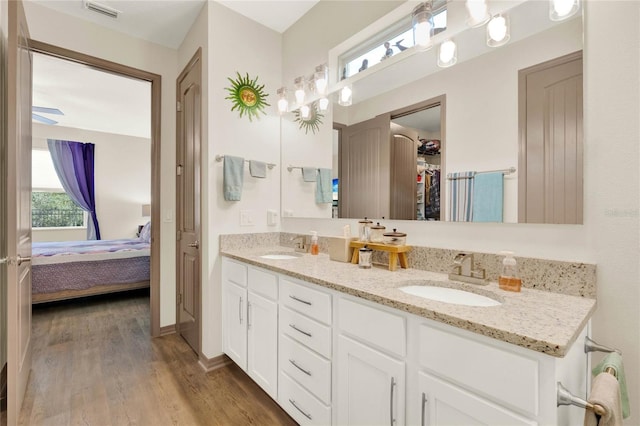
[314,64,328,95]
[276,87,289,115]
[465,0,490,27]
[549,0,580,21]
[486,14,510,47]
[318,96,329,112]
[338,85,352,107]
[412,2,434,51]
[437,39,457,68]
[294,76,306,107]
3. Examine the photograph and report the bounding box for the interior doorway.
[29,40,162,337]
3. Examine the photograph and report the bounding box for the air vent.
[84,0,121,19]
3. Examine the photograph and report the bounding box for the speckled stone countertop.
[221,246,596,358]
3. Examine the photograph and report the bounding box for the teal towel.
[316,168,332,204]
[472,172,504,222]
[249,160,266,178]
[223,155,244,201]
[302,167,317,182]
[593,352,630,419]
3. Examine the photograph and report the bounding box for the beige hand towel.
[584,372,623,426]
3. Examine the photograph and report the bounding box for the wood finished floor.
[19,289,297,426]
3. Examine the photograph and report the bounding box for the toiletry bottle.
[310,231,319,255]
[499,251,522,292]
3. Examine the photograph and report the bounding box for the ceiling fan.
[32,106,64,125]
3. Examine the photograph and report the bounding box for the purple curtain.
[47,139,101,240]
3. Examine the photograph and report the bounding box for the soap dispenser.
[310,231,319,255]
[499,251,522,292]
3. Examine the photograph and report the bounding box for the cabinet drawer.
[280,278,332,325]
[248,267,278,300]
[419,324,539,416]
[279,334,331,404]
[280,306,332,358]
[338,297,406,358]
[279,371,331,426]
[222,258,247,287]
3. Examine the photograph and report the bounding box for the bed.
[31,227,151,303]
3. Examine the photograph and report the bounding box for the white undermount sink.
[399,285,502,307]
[259,252,303,260]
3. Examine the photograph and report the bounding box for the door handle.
[188,240,199,249]
[390,377,396,425]
[17,255,31,265]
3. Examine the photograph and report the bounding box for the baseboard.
[198,353,232,372]
[159,324,176,336]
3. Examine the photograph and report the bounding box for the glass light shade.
[486,14,510,47]
[314,64,328,95]
[549,0,580,21]
[437,40,457,68]
[338,85,352,107]
[294,76,306,106]
[318,97,329,112]
[465,0,490,27]
[300,104,311,119]
[412,3,433,50]
[276,87,288,114]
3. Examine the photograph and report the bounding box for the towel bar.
[557,382,607,416]
[584,336,622,355]
[215,155,276,169]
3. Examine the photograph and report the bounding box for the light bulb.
[465,0,489,27]
[314,64,328,95]
[339,85,352,106]
[294,76,306,106]
[300,104,311,119]
[276,87,288,114]
[412,3,433,51]
[318,97,329,112]
[438,40,457,68]
[550,0,579,21]
[487,14,510,47]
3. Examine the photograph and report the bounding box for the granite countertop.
[221,246,596,358]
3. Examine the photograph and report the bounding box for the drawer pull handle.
[390,377,396,425]
[289,359,312,376]
[239,297,243,324]
[421,392,427,426]
[289,294,312,306]
[289,399,312,420]
[247,302,252,329]
[289,323,312,338]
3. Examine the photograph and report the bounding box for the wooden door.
[176,49,202,354]
[339,114,391,219]
[519,52,583,224]
[247,291,278,399]
[336,335,405,426]
[5,0,33,423]
[222,280,247,370]
[390,125,418,220]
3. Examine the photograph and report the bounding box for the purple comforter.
[33,238,149,257]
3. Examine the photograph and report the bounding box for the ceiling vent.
[84,0,121,19]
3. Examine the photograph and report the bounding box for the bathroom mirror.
[281,0,583,224]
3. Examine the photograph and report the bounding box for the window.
[339,4,447,80]
[32,149,86,228]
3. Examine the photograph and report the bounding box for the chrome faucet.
[448,252,488,285]
[290,235,308,253]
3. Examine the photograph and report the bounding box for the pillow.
[139,221,151,243]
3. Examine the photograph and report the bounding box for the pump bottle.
[310,231,319,255]
[498,251,521,292]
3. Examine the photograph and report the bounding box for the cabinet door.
[247,291,278,399]
[337,335,405,426]
[418,372,537,426]
[222,280,247,370]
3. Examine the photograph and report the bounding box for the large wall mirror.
[281,0,583,225]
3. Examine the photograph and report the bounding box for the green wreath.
[293,101,324,134]
[225,72,270,121]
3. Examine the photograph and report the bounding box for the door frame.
[28,40,162,337]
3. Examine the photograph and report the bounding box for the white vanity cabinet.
[336,297,406,426]
[221,258,279,399]
[278,277,333,425]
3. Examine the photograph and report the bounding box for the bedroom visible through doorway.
[28,41,162,336]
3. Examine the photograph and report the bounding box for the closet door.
[390,125,418,220]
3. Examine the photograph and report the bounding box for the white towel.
[584,372,623,426]
[249,160,266,178]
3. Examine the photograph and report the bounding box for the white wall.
[281,2,640,422]
[23,1,179,328]
[31,123,151,242]
[204,2,282,358]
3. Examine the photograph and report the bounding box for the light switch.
[240,210,254,226]
[267,209,278,226]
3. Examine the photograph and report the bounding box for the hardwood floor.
[19,289,297,426]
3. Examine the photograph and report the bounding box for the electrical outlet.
[267,209,278,226]
[240,210,254,226]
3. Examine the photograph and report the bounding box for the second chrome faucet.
[448,252,488,285]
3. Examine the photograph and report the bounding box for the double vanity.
[220,234,596,425]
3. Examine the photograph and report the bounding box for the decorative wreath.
[293,101,324,134]
[225,72,270,121]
